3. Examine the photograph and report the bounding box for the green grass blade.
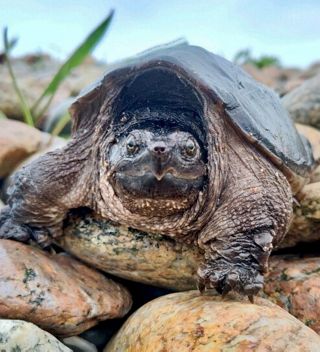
[50,111,71,137]
[3,27,34,126]
[32,10,114,118]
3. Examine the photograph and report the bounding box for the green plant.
[2,10,114,136]
[233,48,281,69]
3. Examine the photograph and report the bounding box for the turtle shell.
[71,42,314,179]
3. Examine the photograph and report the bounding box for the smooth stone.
[59,215,202,291]
[62,336,97,352]
[0,119,42,178]
[104,291,320,352]
[59,211,320,291]
[264,255,320,334]
[283,74,320,128]
[295,123,320,183]
[0,319,71,351]
[0,239,132,337]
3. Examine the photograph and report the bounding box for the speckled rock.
[0,239,132,337]
[104,291,320,352]
[264,256,320,334]
[59,215,202,291]
[0,119,43,178]
[0,319,71,351]
[283,74,320,128]
[59,212,320,291]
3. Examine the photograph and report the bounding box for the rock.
[295,123,320,182]
[264,256,320,334]
[0,119,43,178]
[295,123,320,162]
[242,64,303,96]
[0,319,71,351]
[59,212,320,291]
[282,74,320,128]
[0,129,68,201]
[60,215,202,291]
[62,336,97,352]
[288,182,320,247]
[0,239,132,337]
[104,291,320,352]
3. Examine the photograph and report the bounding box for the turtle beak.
[149,142,170,180]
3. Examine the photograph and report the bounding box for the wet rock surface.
[0,319,71,351]
[105,291,320,352]
[264,256,320,334]
[0,239,132,337]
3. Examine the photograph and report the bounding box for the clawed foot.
[0,206,52,247]
[197,261,264,299]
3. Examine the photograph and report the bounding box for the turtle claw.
[0,207,53,248]
[197,262,264,297]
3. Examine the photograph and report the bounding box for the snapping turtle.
[0,43,314,298]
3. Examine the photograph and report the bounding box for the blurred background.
[2,0,320,67]
[0,0,319,137]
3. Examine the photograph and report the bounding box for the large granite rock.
[0,319,71,351]
[59,213,320,291]
[282,74,320,128]
[0,239,132,337]
[59,215,201,291]
[264,256,320,334]
[104,291,320,352]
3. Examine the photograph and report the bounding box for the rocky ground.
[0,55,320,351]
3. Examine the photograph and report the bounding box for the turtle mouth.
[113,172,204,200]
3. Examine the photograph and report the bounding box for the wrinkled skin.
[0,97,293,299]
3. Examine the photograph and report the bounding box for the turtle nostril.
[154,146,166,154]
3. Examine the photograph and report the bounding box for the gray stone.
[282,74,320,128]
[0,319,71,351]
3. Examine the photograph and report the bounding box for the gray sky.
[1,0,320,68]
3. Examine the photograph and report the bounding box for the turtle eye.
[126,136,139,155]
[183,138,197,158]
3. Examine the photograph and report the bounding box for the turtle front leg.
[0,140,93,247]
[197,157,293,298]
[197,228,275,297]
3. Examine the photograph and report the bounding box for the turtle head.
[107,120,207,217]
